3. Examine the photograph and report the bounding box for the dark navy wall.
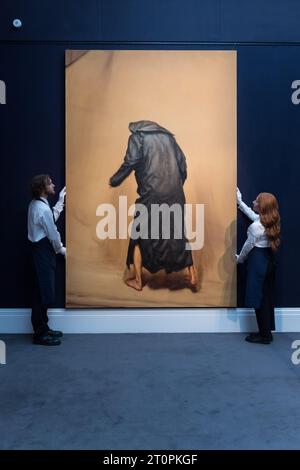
[2,0,300,42]
[1,1,300,307]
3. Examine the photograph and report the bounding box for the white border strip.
[0,308,300,333]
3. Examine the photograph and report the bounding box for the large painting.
[66,50,236,308]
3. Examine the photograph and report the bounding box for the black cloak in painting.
[110,120,193,274]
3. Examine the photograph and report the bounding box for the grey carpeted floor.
[0,333,300,450]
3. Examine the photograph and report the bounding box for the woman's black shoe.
[248,332,273,342]
[33,334,61,346]
[245,334,272,344]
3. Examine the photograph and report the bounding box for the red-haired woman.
[237,188,281,344]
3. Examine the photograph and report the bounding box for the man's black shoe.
[245,334,272,344]
[48,329,63,338]
[33,334,61,346]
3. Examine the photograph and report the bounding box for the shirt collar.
[39,197,50,206]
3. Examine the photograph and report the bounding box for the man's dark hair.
[29,174,51,199]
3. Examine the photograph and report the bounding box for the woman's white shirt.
[237,201,270,263]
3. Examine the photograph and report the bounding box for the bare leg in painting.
[126,245,197,292]
[126,244,143,291]
[188,264,197,286]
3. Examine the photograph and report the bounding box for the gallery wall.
[1,0,300,307]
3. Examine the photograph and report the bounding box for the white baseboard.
[0,308,300,333]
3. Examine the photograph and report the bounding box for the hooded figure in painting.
[109,120,197,291]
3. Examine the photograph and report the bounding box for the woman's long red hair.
[258,193,281,251]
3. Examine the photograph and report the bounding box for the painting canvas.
[66,50,236,308]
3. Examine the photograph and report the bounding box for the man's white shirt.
[27,197,64,254]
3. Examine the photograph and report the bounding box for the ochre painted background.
[66,50,236,307]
